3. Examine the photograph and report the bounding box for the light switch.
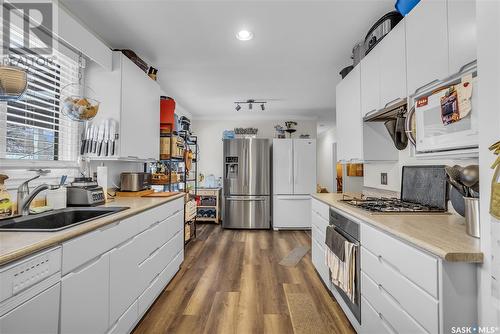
[381,173,388,185]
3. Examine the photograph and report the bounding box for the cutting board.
[142,192,179,198]
[116,189,155,197]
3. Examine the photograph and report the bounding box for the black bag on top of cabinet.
[364,11,403,56]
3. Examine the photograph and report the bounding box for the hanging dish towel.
[324,226,357,303]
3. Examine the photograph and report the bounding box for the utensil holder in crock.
[464,197,480,238]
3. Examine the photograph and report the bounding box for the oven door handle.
[332,225,359,246]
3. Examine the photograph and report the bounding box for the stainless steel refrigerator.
[223,138,271,229]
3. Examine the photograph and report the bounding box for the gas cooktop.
[339,196,448,214]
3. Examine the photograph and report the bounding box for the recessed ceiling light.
[236,30,253,41]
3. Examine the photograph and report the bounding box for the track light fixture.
[233,99,267,111]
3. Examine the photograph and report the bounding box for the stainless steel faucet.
[17,175,67,216]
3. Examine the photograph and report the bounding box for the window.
[0,10,81,163]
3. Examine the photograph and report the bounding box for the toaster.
[120,172,152,192]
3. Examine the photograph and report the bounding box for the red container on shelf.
[160,96,176,130]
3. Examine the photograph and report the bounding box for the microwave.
[414,77,478,154]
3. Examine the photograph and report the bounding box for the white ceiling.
[61,0,394,119]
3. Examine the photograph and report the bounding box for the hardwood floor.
[133,224,355,334]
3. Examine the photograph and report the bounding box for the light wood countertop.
[312,193,483,263]
[0,193,185,267]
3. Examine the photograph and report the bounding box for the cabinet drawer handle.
[365,109,378,117]
[150,272,161,285]
[139,246,161,267]
[67,253,105,276]
[98,221,120,231]
[150,220,161,229]
[384,97,404,109]
[377,281,403,309]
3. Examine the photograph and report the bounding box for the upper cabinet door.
[406,0,449,96]
[120,55,160,160]
[293,139,316,195]
[273,139,294,195]
[448,0,477,75]
[336,66,363,162]
[379,20,407,108]
[360,47,381,117]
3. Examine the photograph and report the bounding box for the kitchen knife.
[97,123,105,156]
[84,124,92,154]
[80,123,87,155]
[92,124,99,153]
[103,119,110,156]
[109,120,117,156]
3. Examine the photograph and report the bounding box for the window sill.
[0,159,79,169]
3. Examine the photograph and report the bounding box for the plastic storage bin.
[395,0,420,16]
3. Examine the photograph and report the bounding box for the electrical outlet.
[381,173,388,185]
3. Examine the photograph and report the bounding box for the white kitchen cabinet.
[336,66,363,162]
[120,55,160,160]
[378,20,406,108]
[0,283,60,334]
[448,0,477,75]
[85,52,160,160]
[406,0,449,96]
[60,253,110,334]
[360,47,380,117]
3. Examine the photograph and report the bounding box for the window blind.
[0,15,81,162]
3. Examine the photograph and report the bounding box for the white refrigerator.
[273,138,316,229]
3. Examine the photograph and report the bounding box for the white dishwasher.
[0,247,62,334]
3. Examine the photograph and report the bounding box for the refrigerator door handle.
[293,146,298,185]
[276,195,311,200]
[226,196,267,201]
[289,145,293,185]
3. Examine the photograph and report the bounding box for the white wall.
[317,128,336,192]
[191,119,317,179]
[477,0,500,326]
[364,147,478,193]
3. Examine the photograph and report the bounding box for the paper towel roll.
[97,166,108,201]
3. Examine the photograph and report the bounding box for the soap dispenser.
[0,174,12,218]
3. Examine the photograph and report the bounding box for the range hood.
[363,98,409,150]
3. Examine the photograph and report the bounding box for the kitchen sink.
[0,207,129,232]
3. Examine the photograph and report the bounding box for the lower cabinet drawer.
[361,272,427,334]
[311,238,329,286]
[138,230,184,294]
[311,223,326,246]
[311,198,329,221]
[361,223,438,298]
[361,247,438,334]
[138,251,183,317]
[107,300,138,334]
[62,217,139,275]
[361,296,395,334]
[311,212,327,243]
